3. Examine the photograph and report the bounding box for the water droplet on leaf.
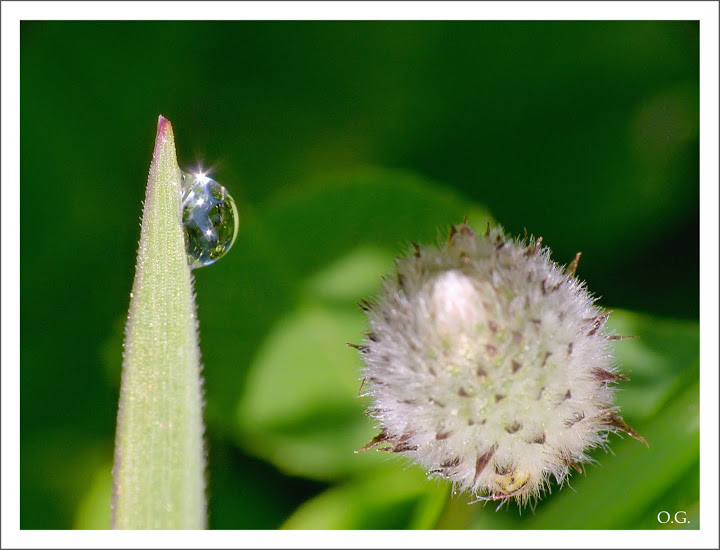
[181,171,238,268]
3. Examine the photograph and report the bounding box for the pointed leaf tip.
[156,115,172,142]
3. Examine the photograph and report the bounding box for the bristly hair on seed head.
[351,220,646,507]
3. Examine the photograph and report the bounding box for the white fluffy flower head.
[354,221,646,506]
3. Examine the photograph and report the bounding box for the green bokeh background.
[21,21,699,529]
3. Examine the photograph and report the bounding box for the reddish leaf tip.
[156,115,172,138]
[153,116,175,161]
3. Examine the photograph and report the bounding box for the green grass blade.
[111,116,206,529]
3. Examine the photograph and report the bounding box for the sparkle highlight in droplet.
[180,170,239,268]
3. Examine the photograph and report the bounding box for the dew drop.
[180,170,239,268]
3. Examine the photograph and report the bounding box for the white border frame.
[2,2,718,548]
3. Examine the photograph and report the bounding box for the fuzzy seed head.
[355,222,645,506]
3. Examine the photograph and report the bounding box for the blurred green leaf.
[605,310,699,420]
[304,245,393,303]
[236,303,379,479]
[74,463,112,529]
[631,460,699,530]
[281,463,448,529]
[22,431,111,529]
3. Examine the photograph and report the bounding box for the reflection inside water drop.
[181,170,239,268]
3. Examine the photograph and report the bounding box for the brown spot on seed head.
[505,422,522,434]
[474,446,497,485]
